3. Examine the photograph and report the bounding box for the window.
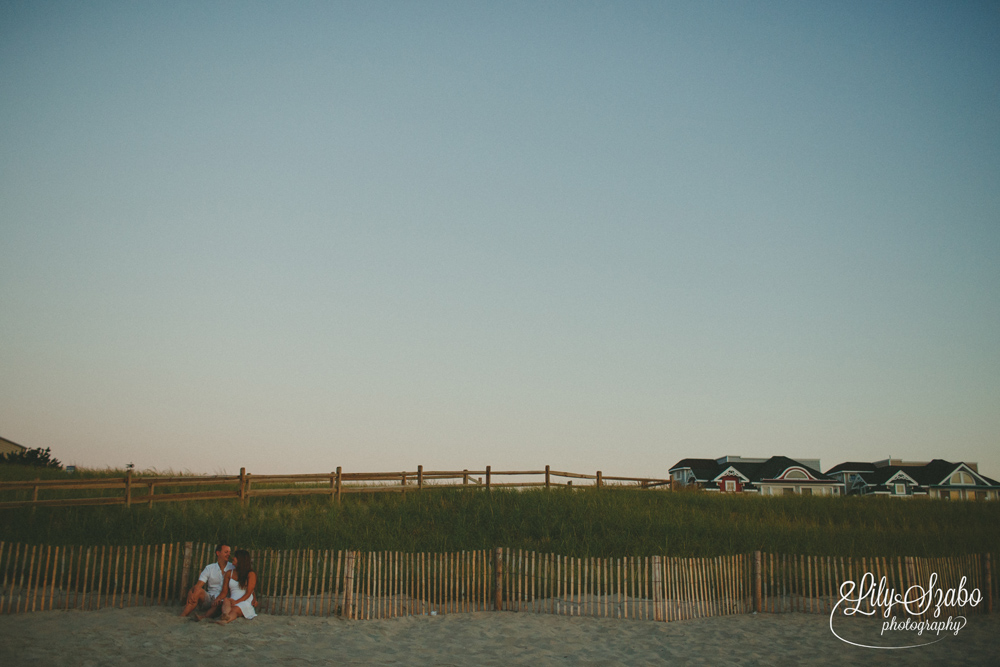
[895,484,906,495]
[725,480,736,493]
[976,491,987,501]
[800,487,812,496]
[784,470,808,479]
[783,487,795,496]
[950,471,974,485]
[940,489,951,500]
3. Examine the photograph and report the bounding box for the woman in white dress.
[216,549,257,624]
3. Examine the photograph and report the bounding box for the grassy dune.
[1,465,998,556]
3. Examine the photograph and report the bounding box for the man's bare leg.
[180,587,206,617]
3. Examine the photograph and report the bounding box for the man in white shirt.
[180,542,234,618]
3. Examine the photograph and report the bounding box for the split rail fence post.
[180,542,193,602]
[125,469,132,509]
[545,465,550,489]
[494,547,503,611]
[329,471,336,503]
[596,471,602,488]
[463,470,469,485]
[652,555,663,621]
[754,551,762,613]
[335,467,342,504]
[417,465,423,491]
[32,479,39,503]
[239,467,247,506]
[342,551,355,618]
[486,466,491,492]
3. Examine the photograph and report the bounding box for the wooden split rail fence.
[0,542,994,620]
[0,466,673,510]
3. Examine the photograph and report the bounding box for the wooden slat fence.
[0,543,992,620]
[0,541,192,614]
[758,551,997,620]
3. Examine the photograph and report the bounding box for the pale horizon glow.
[1,2,998,478]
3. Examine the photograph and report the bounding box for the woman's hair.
[232,549,253,589]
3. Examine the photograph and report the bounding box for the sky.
[1,1,998,478]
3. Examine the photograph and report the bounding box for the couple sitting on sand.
[180,542,257,624]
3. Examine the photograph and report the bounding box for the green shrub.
[0,447,62,469]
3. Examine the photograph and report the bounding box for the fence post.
[486,466,491,492]
[180,542,193,602]
[463,469,469,485]
[148,482,155,507]
[986,553,992,614]
[494,547,503,611]
[596,471,602,489]
[329,471,336,503]
[417,465,423,490]
[545,465,550,489]
[652,555,663,621]
[125,469,132,509]
[31,479,39,503]
[754,551,762,613]
[342,551,355,618]
[335,467,342,504]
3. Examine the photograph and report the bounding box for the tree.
[0,446,63,469]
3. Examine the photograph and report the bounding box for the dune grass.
[1,464,997,557]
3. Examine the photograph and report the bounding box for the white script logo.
[829,572,981,649]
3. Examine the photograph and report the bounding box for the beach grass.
[1,465,997,557]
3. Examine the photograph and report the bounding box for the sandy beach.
[1,607,997,666]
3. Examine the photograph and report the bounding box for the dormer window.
[784,469,808,480]
[894,483,906,495]
[950,471,974,485]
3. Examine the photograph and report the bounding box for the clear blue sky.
[2,1,998,477]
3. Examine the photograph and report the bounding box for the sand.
[1,607,998,666]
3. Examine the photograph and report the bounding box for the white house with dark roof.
[669,455,840,496]
[824,459,1000,500]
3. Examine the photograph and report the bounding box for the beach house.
[825,459,1000,500]
[668,455,840,496]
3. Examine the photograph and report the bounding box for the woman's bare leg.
[195,599,221,621]
[216,601,246,625]
[216,599,234,624]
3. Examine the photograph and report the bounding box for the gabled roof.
[712,465,751,483]
[669,458,721,482]
[670,458,717,471]
[835,459,1000,491]
[755,456,831,482]
[883,469,918,485]
[670,455,835,485]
